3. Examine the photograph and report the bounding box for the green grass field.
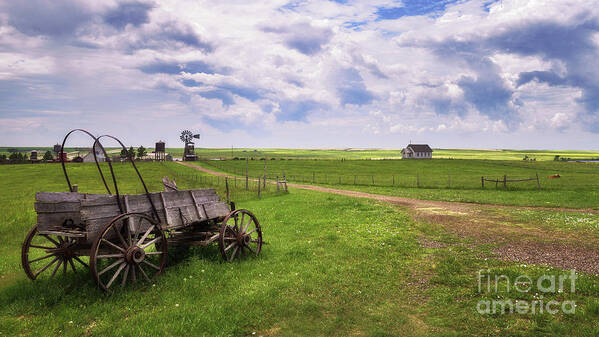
[197,158,599,209]
[4,147,599,161]
[2,163,599,336]
[183,148,599,161]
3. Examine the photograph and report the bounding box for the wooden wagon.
[21,130,263,291]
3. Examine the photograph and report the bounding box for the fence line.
[196,160,552,191]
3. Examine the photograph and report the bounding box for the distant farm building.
[401,144,433,159]
[82,151,105,163]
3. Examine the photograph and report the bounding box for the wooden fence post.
[246,157,249,190]
[354,175,356,185]
[481,176,484,189]
[258,176,261,198]
[392,175,395,186]
[225,177,230,204]
[503,175,507,189]
[448,173,451,188]
[417,173,420,188]
[277,176,280,193]
[372,175,374,185]
[313,172,315,183]
[536,173,541,190]
[338,176,341,185]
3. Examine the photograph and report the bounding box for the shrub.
[137,145,147,159]
[42,151,53,161]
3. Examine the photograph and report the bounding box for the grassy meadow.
[197,158,599,209]
[4,146,599,161]
[184,147,599,161]
[2,162,599,335]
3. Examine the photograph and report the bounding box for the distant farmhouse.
[401,144,433,159]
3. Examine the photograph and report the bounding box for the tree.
[137,145,147,159]
[120,148,128,158]
[43,151,53,161]
[128,146,135,159]
[554,155,560,161]
[0,154,6,161]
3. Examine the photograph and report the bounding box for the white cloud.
[0,0,598,149]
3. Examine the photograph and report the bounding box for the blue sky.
[1,0,599,149]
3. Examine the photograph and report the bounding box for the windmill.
[180,130,200,161]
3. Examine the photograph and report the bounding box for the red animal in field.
[548,174,561,179]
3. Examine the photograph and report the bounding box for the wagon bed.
[35,189,231,242]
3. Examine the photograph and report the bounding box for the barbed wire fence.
[199,159,547,191]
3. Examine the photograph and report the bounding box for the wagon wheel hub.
[237,232,251,246]
[126,246,146,264]
[48,241,76,258]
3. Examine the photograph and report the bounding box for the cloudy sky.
[1,0,599,149]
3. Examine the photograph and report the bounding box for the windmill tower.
[180,130,200,161]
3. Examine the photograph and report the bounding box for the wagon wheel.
[21,224,88,280]
[90,213,167,292]
[219,209,262,262]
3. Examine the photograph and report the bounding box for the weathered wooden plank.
[80,203,121,220]
[37,212,82,232]
[36,192,106,202]
[203,202,230,219]
[38,230,85,238]
[35,201,80,213]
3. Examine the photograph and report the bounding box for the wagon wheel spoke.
[101,239,126,253]
[41,234,60,246]
[137,225,155,247]
[50,259,63,278]
[28,253,55,263]
[142,260,161,271]
[121,265,130,288]
[73,256,89,268]
[225,242,237,252]
[132,218,147,245]
[246,245,256,254]
[243,217,252,232]
[140,236,161,249]
[29,244,55,250]
[229,246,239,262]
[63,258,67,275]
[98,258,125,276]
[34,257,59,279]
[97,253,124,259]
[111,225,128,249]
[68,258,77,273]
[137,264,150,282]
[131,263,137,282]
[106,263,127,289]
